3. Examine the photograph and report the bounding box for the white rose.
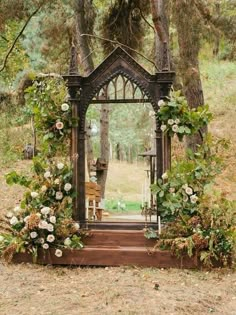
[158,100,165,107]
[57,163,64,170]
[23,215,30,223]
[39,238,45,244]
[64,237,72,247]
[167,119,174,125]
[31,191,39,198]
[190,194,198,204]
[0,235,4,242]
[47,223,54,232]
[64,183,72,192]
[14,206,21,213]
[42,243,49,249]
[185,187,193,195]
[61,103,69,111]
[44,171,51,179]
[47,234,55,243]
[74,223,80,230]
[41,185,47,192]
[6,212,13,218]
[169,187,175,193]
[10,216,18,225]
[56,191,63,200]
[54,178,60,185]
[183,195,189,202]
[160,125,167,132]
[56,121,64,130]
[161,173,168,180]
[49,216,56,224]
[55,249,63,257]
[175,118,180,124]
[41,207,51,215]
[30,231,38,239]
[38,220,48,229]
[172,124,179,133]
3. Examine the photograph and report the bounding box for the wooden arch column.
[64,46,174,226]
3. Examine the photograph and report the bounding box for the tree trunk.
[172,0,205,151]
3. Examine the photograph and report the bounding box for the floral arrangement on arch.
[157,90,212,141]
[0,79,83,262]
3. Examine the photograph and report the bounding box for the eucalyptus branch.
[80,33,159,71]
[0,5,43,72]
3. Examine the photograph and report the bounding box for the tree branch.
[0,5,43,72]
[80,33,159,71]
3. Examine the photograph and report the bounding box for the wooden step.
[82,229,157,247]
[13,247,199,269]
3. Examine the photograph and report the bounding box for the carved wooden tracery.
[64,46,174,228]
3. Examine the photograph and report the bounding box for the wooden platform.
[13,230,200,269]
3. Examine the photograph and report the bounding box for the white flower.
[0,235,4,242]
[6,212,13,218]
[160,125,167,132]
[169,187,175,193]
[47,223,54,232]
[61,103,69,111]
[161,173,168,180]
[36,213,41,218]
[31,191,39,198]
[10,216,18,225]
[64,237,72,247]
[167,119,174,125]
[172,124,179,133]
[49,216,56,224]
[47,234,55,243]
[182,184,188,189]
[56,191,63,200]
[64,183,72,192]
[74,223,80,230]
[41,185,47,192]
[185,187,193,195]
[57,163,64,170]
[183,195,188,202]
[190,194,198,204]
[30,231,38,239]
[55,249,63,257]
[44,171,51,179]
[23,216,30,223]
[14,206,21,213]
[54,178,60,185]
[38,220,48,229]
[175,118,180,124]
[41,207,51,215]
[56,121,64,130]
[42,243,49,249]
[158,100,165,107]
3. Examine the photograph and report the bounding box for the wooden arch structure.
[64,46,175,228]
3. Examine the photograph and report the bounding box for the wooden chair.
[85,182,103,221]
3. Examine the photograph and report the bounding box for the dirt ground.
[0,263,235,315]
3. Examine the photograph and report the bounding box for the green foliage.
[157,91,212,140]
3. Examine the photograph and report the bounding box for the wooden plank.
[12,247,200,269]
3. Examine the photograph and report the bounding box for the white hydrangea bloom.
[31,191,39,198]
[160,125,167,132]
[64,237,72,247]
[61,103,69,111]
[10,216,18,225]
[56,191,63,200]
[161,173,168,180]
[55,249,63,257]
[57,163,64,170]
[30,231,38,239]
[42,243,49,249]
[49,216,56,224]
[64,183,72,192]
[41,207,51,215]
[47,234,55,243]
[185,187,193,195]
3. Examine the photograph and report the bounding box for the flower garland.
[157,91,212,141]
